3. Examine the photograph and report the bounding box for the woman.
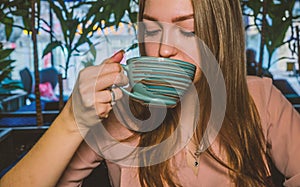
[1,0,300,186]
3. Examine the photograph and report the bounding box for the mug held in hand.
[119,56,196,108]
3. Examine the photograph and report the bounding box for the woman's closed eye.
[180,30,195,38]
[144,29,161,37]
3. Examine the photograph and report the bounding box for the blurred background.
[0,0,299,183]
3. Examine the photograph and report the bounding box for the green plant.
[241,0,296,71]
[0,46,22,94]
[42,0,138,79]
[0,0,33,40]
[0,0,32,93]
[0,0,39,93]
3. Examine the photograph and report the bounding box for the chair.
[19,68,34,100]
[19,67,60,102]
[19,68,32,93]
[40,67,59,91]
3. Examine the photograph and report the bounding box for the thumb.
[108,50,125,63]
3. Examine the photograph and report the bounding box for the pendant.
[185,143,203,175]
[190,159,199,176]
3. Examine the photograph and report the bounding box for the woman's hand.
[71,50,128,133]
[0,52,128,187]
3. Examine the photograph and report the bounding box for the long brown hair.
[135,0,271,186]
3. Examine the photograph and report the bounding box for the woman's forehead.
[143,0,194,22]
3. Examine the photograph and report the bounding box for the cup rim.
[126,56,196,70]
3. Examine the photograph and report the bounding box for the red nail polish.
[112,50,125,61]
[112,50,125,58]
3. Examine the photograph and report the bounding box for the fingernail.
[111,50,125,63]
[112,50,125,58]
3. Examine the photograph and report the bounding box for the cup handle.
[119,64,144,101]
[118,87,141,100]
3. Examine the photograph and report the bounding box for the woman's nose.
[159,43,176,58]
[159,30,177,58]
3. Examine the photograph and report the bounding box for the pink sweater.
[57,77,300,187]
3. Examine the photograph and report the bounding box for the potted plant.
[0,0,46,125]
[0,45,21,93]
[0,43,25,112]
[42,0,138,79]
[241,0,296,76]
[0,0,30,95]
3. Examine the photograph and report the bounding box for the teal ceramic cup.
[120,56,196,107]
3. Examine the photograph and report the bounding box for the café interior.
[0,0,299,186]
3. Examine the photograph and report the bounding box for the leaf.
[66,18,80,43]
[0,59,15,70]
[42,41,62,58]
[128,11,138,24]
[246,0,262,17]
[11,9,29,17]
[89,43,96,60]
[0,66,14,83]
[126,43,138,52]
[57,0,68,15]
[264,0,295,62]
[3,17,13,40]
[1,81,23,90]
[0,49,14,59]
[84,1,103,21]
[114,0,130,28]
[75,35,89,49]
[47,0,68,39]
[22,16,30,31]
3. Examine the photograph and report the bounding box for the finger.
[76,64,119,89]
[95,102,112,118]
[95,88,123,103]
[95,72,129,91]
[97,63,123,77]
[102,50,125,65]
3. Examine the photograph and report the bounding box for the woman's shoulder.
[246,75,299,127]
[246,75,274,103]
[246,76,278,127]
[246,75,273,90]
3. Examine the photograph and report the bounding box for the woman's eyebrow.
[143,14,194,22]
[143,14,158,21]
[172,14,194,22]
